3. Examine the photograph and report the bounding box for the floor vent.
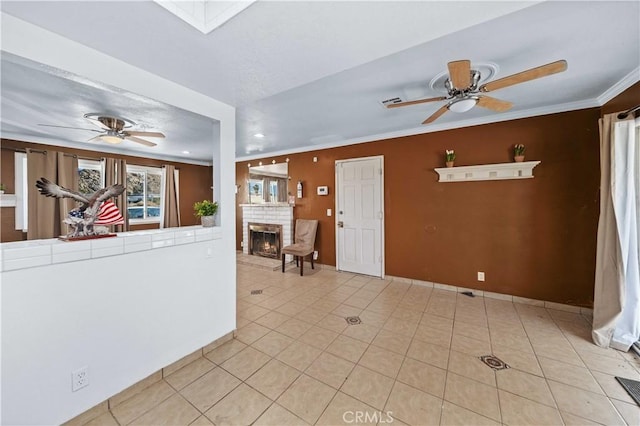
[615,377,640,406]
[345,316,362,325]
[479,355,510,371]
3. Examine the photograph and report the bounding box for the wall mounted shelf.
[0,194,17,207]
[435,161,541,182]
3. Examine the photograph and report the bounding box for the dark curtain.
[27,149,78,239]
[162,165,180,228]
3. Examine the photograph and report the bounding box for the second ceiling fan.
[387,59,568,124]
[39,113,165,147]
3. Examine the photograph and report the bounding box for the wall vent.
[380,97,404,108]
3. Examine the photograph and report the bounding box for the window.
[16,158,164,227]
[269,181,278,201]
[78,159,103,194]
[126,165,162,222]
[249,179,263,204]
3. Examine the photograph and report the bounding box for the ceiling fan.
[387,59,567,124]
[39,113,165,147]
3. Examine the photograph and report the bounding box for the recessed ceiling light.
[182,150,190,154]
[254,133,265,138]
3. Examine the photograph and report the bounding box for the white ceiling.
[1,53,218,164]
[1,1,638,163]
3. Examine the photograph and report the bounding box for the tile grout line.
[312,277,396,423]
[478,291,503,425]
[513,302,584,423]
[438,289,458,426]
[379,283,437,425]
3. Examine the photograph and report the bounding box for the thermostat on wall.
[317,186,329,195]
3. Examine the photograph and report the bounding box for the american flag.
[94,200,124,226]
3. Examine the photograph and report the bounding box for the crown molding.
[236,98,598,162]
[596,67,640,106]
[238,67,640,162]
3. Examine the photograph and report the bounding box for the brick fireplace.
[240,204,294,260]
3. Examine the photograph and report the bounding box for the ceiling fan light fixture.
[448,98,477,113]
[100,133,124,144]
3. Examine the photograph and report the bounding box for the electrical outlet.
[477,272,485,282]
[240,241,244,247]
[313,250,318,260]
[72,366,89,392]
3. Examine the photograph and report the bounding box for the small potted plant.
[0,183,5,195]
[514,144,526,162]
[445,150,456,168]
[193,200,218,227]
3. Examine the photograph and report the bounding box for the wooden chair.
[281,219,318,276]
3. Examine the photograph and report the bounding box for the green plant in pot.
[0,183,5,194]
[194,200,218,227]
[514,144,526,162]
[445,149,456,168]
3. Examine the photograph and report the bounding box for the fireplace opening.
[248,223,282,259]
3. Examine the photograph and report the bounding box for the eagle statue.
[35,177,125,238]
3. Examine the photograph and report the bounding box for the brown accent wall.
[1,139,213,242]
[237,108,602,307]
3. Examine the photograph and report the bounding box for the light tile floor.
[76,262,640,425]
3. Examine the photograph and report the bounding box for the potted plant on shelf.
[194,200,218,227]
[0,183,5,195]
[514,144,526,162]
[445,150,456,168]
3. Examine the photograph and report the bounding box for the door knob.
[337,221,344,228]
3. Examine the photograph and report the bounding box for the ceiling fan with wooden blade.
[388,59,567,125]
[39,113,165,147]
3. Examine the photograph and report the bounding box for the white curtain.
[593,114,640,351]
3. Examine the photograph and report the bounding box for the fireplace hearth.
[248,223,282,259]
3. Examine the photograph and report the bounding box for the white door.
[335,156,384,277]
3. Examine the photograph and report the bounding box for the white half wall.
[1,235,234,425]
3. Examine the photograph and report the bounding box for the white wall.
[1,238,234,424]
[0,14,237,424]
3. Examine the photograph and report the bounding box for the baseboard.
[64,330,236,425]
[385,274,593,314]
